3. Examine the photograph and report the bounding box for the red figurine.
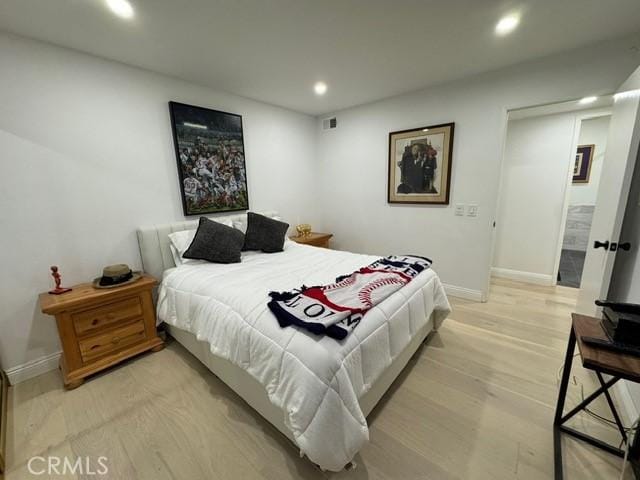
[48,266,72,295]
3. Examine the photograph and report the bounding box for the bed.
[137,211,451,471]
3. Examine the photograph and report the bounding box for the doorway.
[491,98,613,288]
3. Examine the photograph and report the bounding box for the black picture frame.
[573,144,595,184]
[169,101,249,216]
[387,122,454,205]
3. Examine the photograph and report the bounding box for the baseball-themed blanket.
[268,255,432,340]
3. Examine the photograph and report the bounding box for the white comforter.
[157,241,451,471]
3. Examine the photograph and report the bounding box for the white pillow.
[169,243,185,266]
[168,229,197,265]
[168,218,233,265]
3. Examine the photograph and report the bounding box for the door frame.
[488,101,613,292]
[484,105,510,300]
[551,109,613,287]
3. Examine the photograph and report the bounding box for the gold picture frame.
[388,122,454,205]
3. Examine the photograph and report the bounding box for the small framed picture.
[388,122,454,205]
[573,144,595,184]
[169,101,249,216]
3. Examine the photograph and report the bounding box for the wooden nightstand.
[290,232,333,248]
[39,274,164,389]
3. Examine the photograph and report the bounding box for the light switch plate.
[455,204,465,216]
[467,204,478,217]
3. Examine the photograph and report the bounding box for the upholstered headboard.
[137,210,280,281]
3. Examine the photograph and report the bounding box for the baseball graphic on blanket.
[268,255,432,340]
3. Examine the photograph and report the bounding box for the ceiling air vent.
[322,117,337,130]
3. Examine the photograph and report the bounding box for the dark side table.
[554,313,640,479]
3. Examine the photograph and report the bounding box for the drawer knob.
[112,337,120,345]
[91,319,99,326]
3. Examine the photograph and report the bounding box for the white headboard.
[137,210,280,281]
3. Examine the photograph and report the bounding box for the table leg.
[554,326,576,480]
[560,376,619,424]
[596,371,628,442]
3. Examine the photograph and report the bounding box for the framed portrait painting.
[573,144,594,184]
[169,101,249,216]
[388,122,454,205]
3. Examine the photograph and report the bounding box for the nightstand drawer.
[79,320,146,362]
[72,297,143,336]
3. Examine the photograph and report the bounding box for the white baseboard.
[6,351,61,385]
[443,283,485,302]
[491,267,554,286]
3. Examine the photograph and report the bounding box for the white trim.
[443,283,485,302]
[6,351,61,385]
[491,267,554,286]
[486,106,510,299]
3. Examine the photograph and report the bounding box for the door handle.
[618,242,631,251]
[594,240,609,250]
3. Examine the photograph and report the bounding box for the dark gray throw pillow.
[183,217,244,263]
[243,212,289,253]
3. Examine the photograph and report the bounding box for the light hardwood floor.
[5,278,634,479]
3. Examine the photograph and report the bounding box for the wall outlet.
[455,204,465,216]
[467,204,478,217]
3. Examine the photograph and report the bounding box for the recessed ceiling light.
[314,82,328,96]
[422,128,429,132]
[106,0,134,19]
[578,96,598,105]
[495,14,520,36]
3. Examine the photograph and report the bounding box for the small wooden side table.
[39,274,164,389]
[554,313,640,479]
[289,232,333,248]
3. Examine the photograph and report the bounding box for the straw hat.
[92,264,142,289]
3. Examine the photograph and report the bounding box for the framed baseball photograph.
[573,144,594,184]
[388,122,454,205]
[169,101,249,216]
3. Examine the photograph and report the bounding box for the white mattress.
[157,241,451,471]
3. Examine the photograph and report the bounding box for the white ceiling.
[1,0,640,116]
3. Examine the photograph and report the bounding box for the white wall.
[316,35,640,298]
[493,113,577,280]
[569,115,611,206]
[0,33,320,373]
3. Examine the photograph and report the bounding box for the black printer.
[597,300,640,347]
